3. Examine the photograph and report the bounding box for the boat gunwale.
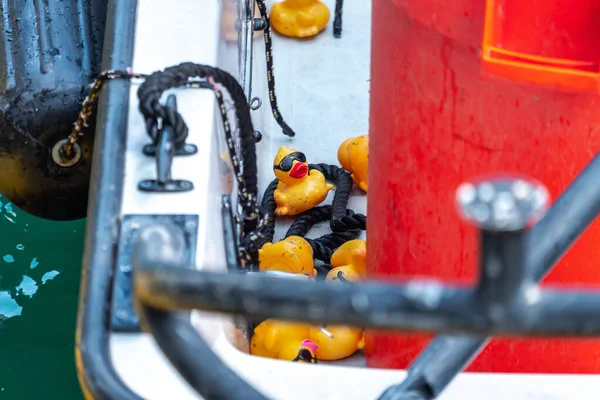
[75,0,140,398]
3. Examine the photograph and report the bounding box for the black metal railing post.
[458,177,548,321]
[379,176,550,400]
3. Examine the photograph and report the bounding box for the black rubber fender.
[0,0,107,220]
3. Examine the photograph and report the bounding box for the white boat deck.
[109,1,600,399]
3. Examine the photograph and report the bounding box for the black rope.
[308,163,367,232]
[245,201,363,265]
[243,164,366,256]
[285,205,365,238]
[255,0,296,137]
[306,230,362,262]
[333,0,344,38]
[237,178,278,268]
[137,63,259,228]
[136,62,263,269]
[61,69,147,158]
[285,206,331,237]
[241,179,277,249]
[314,263,333,280]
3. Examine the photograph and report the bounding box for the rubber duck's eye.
[274,151,307,172]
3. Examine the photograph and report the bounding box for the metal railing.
[133,153,600,399]
[78,1,600,398]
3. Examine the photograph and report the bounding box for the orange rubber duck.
[258,236,317,278]
[270,0,331,38]
[273,146,333,216]
[251,319,318,363]
[309,325,365,361]
[338,134,369,192]
[313,240,367,360]
[325,239,367,283]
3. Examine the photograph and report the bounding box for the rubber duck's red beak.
[289,162,308,179]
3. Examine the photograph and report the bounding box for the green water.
[0,194,85,400]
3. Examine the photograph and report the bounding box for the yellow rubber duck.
[273,146,334,216]
[258,236,317,278]
[309,325,365,361]
[337,134,369,192]
[270,0,331,38]
[251,319,318,363]
[312,240,367,360]
[326,265,361,283]
[325,239,367,283]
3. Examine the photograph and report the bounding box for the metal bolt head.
[456,176,549,231]
[52,139,81,167]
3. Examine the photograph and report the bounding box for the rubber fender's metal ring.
[52,138,81,167]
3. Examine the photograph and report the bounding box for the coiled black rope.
[255,0,296,137]
[257,179,279,246]
[285,206,363,262]
[242,203,364,263]
[284,205,331,238]
[314,263,333,279]
[243,202,363,269]
[285,206,365,238]
[242,164,367,257]
[285,205,363,261]
[308,164,367,232]
[307,230,362,262]
[237,179,278,265]
[137,63,260,231]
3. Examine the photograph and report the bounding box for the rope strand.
[285,206,365,238]
[306,230,362,262]
[243,165,367,258]
[137,63,260,229]
[61,69,146,158]
[255,0,296,137]
[136,63,262,267]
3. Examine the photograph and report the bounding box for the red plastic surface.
[482,0,600,92]
[366,0,600,373]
